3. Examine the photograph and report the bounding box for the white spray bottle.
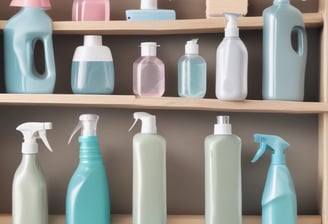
[13,122,53,224]
[129,112,167,224]
[216,13,248,101]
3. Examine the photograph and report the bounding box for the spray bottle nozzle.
[251,134,290,164]
[129,112,157,134]
[16,122,53,154]
[68,114,99,144]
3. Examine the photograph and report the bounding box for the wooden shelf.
[0,214,322,224]
[0,13,323,35]
[0,94,325,114]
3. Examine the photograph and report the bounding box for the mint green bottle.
[252,134,297,224]
[66,114,110,224]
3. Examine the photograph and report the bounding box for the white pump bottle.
[13,122,53,224]
[216,13,248,101]
[129,112,167,224]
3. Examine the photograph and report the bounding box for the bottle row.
[3,0,308,102]
[13,113,297,224]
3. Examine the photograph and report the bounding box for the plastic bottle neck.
[271,153,286,164]
[78,136,102,162]
[20,154,40,169]
[273,0,290,4]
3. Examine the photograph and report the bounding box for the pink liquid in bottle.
[72,0,110,21]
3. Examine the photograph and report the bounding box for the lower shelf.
[0,214,321,224]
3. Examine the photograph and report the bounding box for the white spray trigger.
[68,121,82,144]
[68,114,99,144]
[38,129,53,152]
[129,112,157,134]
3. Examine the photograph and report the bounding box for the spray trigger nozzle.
[68,114,99,144]
[16,122,53,154]
[129,112,157,134]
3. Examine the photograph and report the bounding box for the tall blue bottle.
[66,114,110,224]
[4,0,56,93]
[262,0,307,101]
[252,134,297,224]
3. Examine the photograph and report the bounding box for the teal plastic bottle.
[66,114,110,224]
[252,134,297,224]
[262,0,307,101]
[4,1,56,93]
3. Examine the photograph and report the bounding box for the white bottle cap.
[185,39,199,55]
[129,112,157,134]
[84,35,102,46]
[141,0,158,10]
[224,13,240,37]
[141,42,158,56]
[68,114,99,144]
[214,116,232,135]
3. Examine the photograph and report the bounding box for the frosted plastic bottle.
[262,0,307,101]
[72,0,110,21]
[252,134,297,224]
[205,116,242,224]
[133,42,165,97]
[178,39,207,98]
[216,13,248,101]
[66,114,110,224]
[71,35,115,94]
[129,112,167,224]
[4,0,56,93]
[13,122,53,224]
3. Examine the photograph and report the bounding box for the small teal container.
[252,134,297,224]
[66,114,110,224]
[262,0,307,101]
[71,35,115,94]
[4,6,56,93]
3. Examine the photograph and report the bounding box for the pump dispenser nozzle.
[185,39,199,55]
[224,13,241,37]
[129,112,157,134]
[251,134,290,164]
[68,114,99,144]
[16,122,53,154]
[141,0,157,10]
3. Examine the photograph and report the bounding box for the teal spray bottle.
[13,122,53,224]
[252,134,297,224]
[4,0,56,93]
[66,114,110,224]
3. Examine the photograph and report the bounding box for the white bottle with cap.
[129,112,167,224]
[204,116,242,224]
[133,42,165,97]
[216,13,248,101]
[178,39,207,98]
[71,35,115,94]
[13,122,53,224]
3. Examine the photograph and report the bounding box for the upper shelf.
[0,13,323,35]
[0,94,326,114]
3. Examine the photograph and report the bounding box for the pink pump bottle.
[133,42,165,97]
[72,0,110,21]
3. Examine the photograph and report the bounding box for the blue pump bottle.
[4,0,56,93]
[66,114,110,224]
[252,134,297,224]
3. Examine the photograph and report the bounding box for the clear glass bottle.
[133,42,165,97]
[178,39,207,98]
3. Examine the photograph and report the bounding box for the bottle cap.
[214,116,232,135]
[16,122,53,154]
[141,0,158,10]
[84,35,102,47]
[129,112,157,134]
[224,13,240,37]
[68,114,99,144]
[10,0,51,9]
[185,39,199,55]
[141,42,158,56]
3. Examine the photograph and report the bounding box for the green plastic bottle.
[66,114,110,224]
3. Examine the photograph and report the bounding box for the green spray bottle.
[252,134,297,224]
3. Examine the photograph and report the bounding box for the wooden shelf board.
[0,13,323,35]
[0,94,325,114]
[0,214,322,224]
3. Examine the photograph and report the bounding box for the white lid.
[141,0,157,10]
[214,116,232,135]
[129,112,157,134]
[68,114,99,144]
[224,13,240,37]
[84,35,102,46]
[185,39,199,54]
[141,42,158,56]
